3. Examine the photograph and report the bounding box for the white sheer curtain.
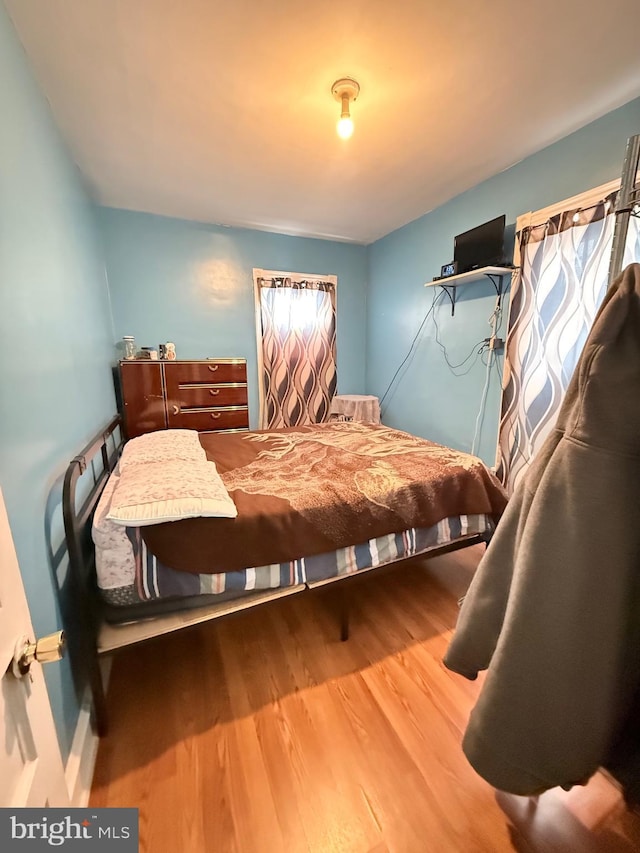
[497,191,640,494]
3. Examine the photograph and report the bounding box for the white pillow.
[119,429,204,471]
[107,459,237,526]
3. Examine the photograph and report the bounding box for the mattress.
[142,422,507,574]
[93,462,493,621]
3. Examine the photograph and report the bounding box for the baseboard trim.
[64,687,99,807]
[64,660,112,807]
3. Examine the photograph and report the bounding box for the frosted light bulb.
[331,78,360,140]
[337,116,354,139]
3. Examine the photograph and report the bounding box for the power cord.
[433,290,489,375]
[380,287,506,441]
[379,294,439,410]
[471,292,504,456]
[471,349,494,456]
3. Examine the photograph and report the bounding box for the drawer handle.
[172,405,179,415]
[211,412,222,419]
[209,389,220,396]
[208,364,219,372]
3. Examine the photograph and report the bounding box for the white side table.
[329,394,381,424]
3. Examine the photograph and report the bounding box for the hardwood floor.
[90,546,640,852]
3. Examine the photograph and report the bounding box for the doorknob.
[12,631,66,677]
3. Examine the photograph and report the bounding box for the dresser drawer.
[167,406,249,431]
[164,360,247,387]
[119,361,167,438]
[118,358,249,437]
[167,383,248,409]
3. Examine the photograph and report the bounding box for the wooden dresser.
[119,359,249,438]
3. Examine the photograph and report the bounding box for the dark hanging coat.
[444,263,640,796]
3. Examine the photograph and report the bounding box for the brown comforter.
[141,422,507,574]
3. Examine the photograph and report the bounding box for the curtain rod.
[517,193,617,246]
[258,276,334,286]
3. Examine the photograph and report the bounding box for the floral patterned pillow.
[119,429,204,471]
[107,459,237,525]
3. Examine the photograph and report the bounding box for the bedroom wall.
[0,2,116,759]
[96,208,368,424]
[367,96,640,465]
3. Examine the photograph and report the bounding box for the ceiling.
[7,0,640,244]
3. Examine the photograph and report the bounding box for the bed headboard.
[62,414,123,734]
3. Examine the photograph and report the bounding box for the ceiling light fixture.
[331,77,360,140]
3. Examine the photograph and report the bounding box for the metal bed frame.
[62,414,491,735]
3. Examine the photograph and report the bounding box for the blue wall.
[0,3,116,759]
[97,208,368,425]
[367,97,640,465]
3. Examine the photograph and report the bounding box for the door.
[0,484,69,807]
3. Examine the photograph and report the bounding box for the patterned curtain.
[256,276,337,429]
[497,195,640,494]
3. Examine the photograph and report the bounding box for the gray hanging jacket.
[444,262,640,796]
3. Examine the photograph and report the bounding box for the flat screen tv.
[454,215,506,274]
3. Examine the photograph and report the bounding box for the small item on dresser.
[165,342,177,361]
[138,347,153,360]
[122,336,136,360]
[158,344,167,359]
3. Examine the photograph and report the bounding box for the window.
[497,182,640,492]
[253,269,337,429]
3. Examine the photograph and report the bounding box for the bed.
[63,415,507,735]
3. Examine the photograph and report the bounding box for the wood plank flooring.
[90,546,640,852]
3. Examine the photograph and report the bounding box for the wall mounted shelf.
[425,265,515,316]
